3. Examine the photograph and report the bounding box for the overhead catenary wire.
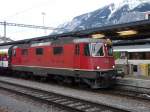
[0,21,68,39]
[1,0,51,21]
[0,21,54,30]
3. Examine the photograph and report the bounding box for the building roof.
[113,44,150,52]
[0,19,150,46]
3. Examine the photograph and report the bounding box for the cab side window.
[84,44,90,56]
[36,48,43,55]
[53,47,63,55]
[75,44,80,55]
[22,49,28,55]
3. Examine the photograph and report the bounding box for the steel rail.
[114,83,150,100]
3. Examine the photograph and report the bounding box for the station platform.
[117,77,150,88]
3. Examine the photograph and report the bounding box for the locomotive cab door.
[74,44,80,70]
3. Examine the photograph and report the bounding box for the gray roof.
[113,44,150,52]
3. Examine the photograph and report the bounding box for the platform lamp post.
[4,21,6,38]
[1,21,7,43]
[41,12,46,35]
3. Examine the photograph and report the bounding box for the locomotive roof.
[13,38,107,48]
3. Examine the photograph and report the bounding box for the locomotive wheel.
[82,77,111,89]
[54,75,64,85]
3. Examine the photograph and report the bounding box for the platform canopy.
[68,19,150,40]
[113,38,150,46]
[113,44,150,52]
[0,19,150,46]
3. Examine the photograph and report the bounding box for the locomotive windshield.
[84,43,104,57]
[91,43,104,56]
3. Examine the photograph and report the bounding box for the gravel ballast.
[0,76,150,112]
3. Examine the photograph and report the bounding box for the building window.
[133,65,138,72]
[22,49,28,55]
[75,44,80,55]
[145,52,150,59]
[53,47,63,55]
[36,48,43,55]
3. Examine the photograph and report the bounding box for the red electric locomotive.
[8,37,118,88]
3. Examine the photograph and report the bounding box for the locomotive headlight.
[96,66,100,69]
[112,65,115,69]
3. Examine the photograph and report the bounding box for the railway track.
[66,85,150,101]
[1,75,150,101]
[0,80,131,112]
[96,88,150,102]
[114,81,150,100]
[56,81,150,101]
[1,69,150,101]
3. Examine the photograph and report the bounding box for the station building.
[113,44,150,77]
[145,11,150,20]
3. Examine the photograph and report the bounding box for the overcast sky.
[0,0,122,40]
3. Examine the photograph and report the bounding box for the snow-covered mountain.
[53,0,150,34]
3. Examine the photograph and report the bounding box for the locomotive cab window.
[53,47,63,55]
[22,49,28,55]
[75,44,80,55]
[36,48,43,55]
[84,43,90,56]
[91,43,104,57]
[107,45,113,56]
